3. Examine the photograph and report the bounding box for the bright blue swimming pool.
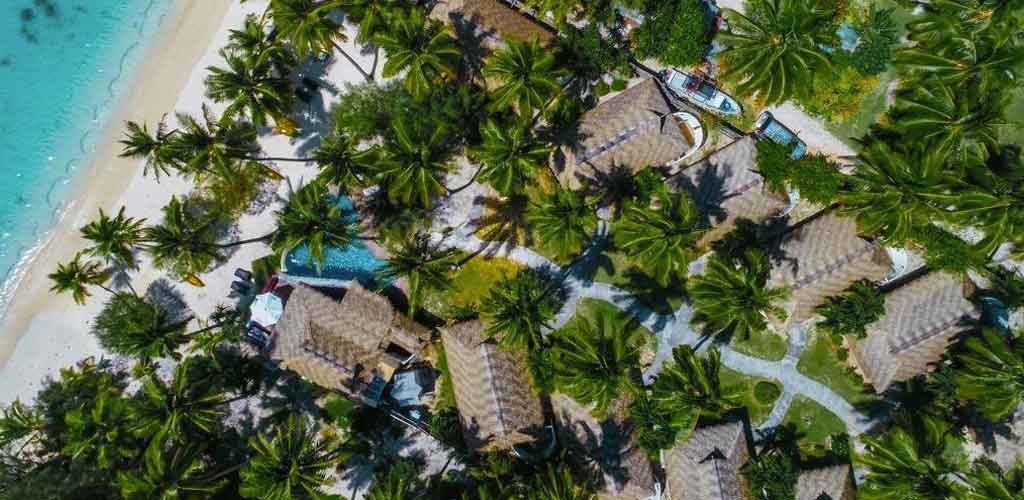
[282,197,386,286]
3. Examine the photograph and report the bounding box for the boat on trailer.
[754,111,808,160]
[661,68,742,116]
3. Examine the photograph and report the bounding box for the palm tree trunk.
[446,164,485,194]
[332,41,374,82]
[217,232,276,248]
[98,284,116,296]
[248,156,312,163]
[371,46,380,77]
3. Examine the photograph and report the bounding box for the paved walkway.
[431,188,876,436]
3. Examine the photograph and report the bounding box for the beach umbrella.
[251,292,284,327]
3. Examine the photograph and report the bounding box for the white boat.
[661,68,742,116]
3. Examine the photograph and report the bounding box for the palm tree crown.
[377,117,453,208]
[480,269,563,351]
[119,118,180,179]
[91,293,191,361]
[484,39,566,113]
[239,416,351,500]
[375,7,460,100]
[271,181,361,270]
[80,207,146,268]
[892,78,1007,162]
[205,47,294,128]
[955,327,1024,422]
[144,196,223,280]
[376,231,457,315]
[471,118,553,195]
[313,131,381,192]
[48,253,110,305]
[528,189,596,261]
[614,189,705,286]
[689,249,789,340]
[650,345,742,441]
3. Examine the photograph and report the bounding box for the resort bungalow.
[557,78,704,189]
[267,283,431,407]
[847,272,981,393]
[666,135,789,246]
[430,0,555,47]
[766,213,893,330]
[551,394,659,500]
[441,320,548,453]
[662,421,751,500]
[796,464,856,500]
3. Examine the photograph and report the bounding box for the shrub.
[611,78,628,91]
[632,0,710,67]
[323,396,355,429]
[850,7,898,76]
[815,280,886,339]
[754,381,782,404]
[595,80,610,96]
[797,65,879,121]
[756,141,845,205]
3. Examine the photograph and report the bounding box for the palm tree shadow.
[666,163,737,231]
[447,12,492,83]
[339,406,420,495]
[613,269,687,316]
[255,368,326,430]
[144,278,192,324]
[292,56,341,157]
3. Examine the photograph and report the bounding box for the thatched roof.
[441,320,546,452]
[432,0,554,46]
[767,213,892,329]
[268,284,430,403]
[848,272,979,392]
[551,393,657,500]
[558,79,693,188]
[663,421,750,500]
[667,135,789,245]
[796,464,856,500]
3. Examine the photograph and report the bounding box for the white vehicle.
[661,68,742,116]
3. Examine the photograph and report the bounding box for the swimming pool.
[280,197,387,287]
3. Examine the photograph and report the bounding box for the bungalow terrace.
[267,283,430,407]
[766,213,893,330]
[440,320,547,453]
[556,78,704,189]
[662,421,751,500]
[430,0,555,47]
[666,135,789,246]
[551,393,659,500]
[847,272,981,392]
[796,464,856,500]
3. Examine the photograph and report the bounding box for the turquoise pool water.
[0,0,173,307]
[283,197,386,286]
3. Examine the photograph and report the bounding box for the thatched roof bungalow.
[796,464,856,500]
[667,135,789,246]
[431,0,555,47]
[766,213,893,330]
[557,78,700,189]
[441,320,546,453]
[551,394,658,499]
[662,421,750,500]
[847,272,980,392]
[268,283,430,406]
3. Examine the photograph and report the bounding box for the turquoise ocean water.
[0,0,173,307]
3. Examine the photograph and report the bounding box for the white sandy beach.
[0,0,379,403]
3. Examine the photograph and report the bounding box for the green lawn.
[729,329,788,362]
[421,255,522,319]
[782,396,847,447]
[796,333,881,409]
[562,298,659,357]
[587,248,687,315]
[720,367,782,426]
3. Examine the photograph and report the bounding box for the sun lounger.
[234,268,253,282]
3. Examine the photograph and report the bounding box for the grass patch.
[433,343,457,411]
[587,247,687,315]
[782,396,847,447]
[720,367,781,426]
[796,333,880,409]
[566,298,659,357]
[754,381,782,404]
[421,255,522,319]
[729,329,788,362]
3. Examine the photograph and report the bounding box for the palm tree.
[628,391,677,457]
[838,141,960,245]
[857,415,968,499]
[375,7,460,101]
[91,293,192,361]
[689,249,789,341]
[954,328,1024,422]
[475,194,534,249]
[895,22,1024,92]
[62,389,137,470]
[377,231,457,315]
[549,307,643,417]
[0,400,42,448]
[480,269,563,350]
[471,118,554,195]
[339,0,402,46]
[717,0,833,104]
[119,118,181,179]
[117,441,226,499]
[80,207,146,269]
[964,458,1024,500]
[271,181,362,270]
[650,345,742,441]
[532,463,595,500]
[205,48,294,128]
[313,131,381,192]
[364,458,426,500]
[377,117,452,208]
[891,78,1007,161]
[144,196,222,281]
[528,189,597,261]
[484,39,566,114]
[266,0,373,81]
[127,358,238,440]
[172,107,267,181]
[238,415,352,500]
[614,189,705,286]
[48,253,111,305]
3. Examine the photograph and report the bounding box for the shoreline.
[0,0,233,400]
